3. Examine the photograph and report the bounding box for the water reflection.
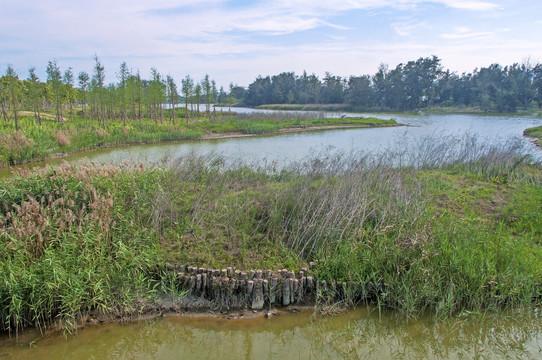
[2,307,540,359]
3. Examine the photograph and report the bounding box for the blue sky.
[1,0,541,87]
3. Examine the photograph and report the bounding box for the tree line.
[243,56,542,112]
[0,56,243,131]
[2,55,542,133]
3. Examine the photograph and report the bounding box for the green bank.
[1,136,541,332]
[0,111,398,167]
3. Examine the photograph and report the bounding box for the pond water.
[1,307,540,359]
[1,111,541,179]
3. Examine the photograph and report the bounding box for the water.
[1,307,540,359]
[1,112,540,179]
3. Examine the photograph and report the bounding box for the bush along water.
[0,134,541,333]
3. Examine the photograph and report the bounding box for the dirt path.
[19,111,68,122]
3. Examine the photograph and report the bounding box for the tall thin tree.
[46,60,64,122]
[77,71,90,122]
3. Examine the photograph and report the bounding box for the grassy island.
[0,110,398,168]
[0,136,541,332]
[524,125,542,147]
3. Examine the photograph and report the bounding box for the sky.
[1,0,541,88]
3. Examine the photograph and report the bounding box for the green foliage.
[0,163,165,332]
[244,57,541,112]
[0,140,540,332]
[0,111,396,167]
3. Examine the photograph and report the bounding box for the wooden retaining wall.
[166,263,361,310]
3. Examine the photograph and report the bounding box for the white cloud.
[439,0,498,11]
[440,26,509,40]
[1,0,539,88]
[391,21,428,36]
[441,31,493,39]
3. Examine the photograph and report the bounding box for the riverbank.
[0,111,399,168]
[1,135,541,333]
[254,103,542,116]
[524,125,542,147]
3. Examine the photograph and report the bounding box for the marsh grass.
[0,134,540,332]
[0,162,166,333]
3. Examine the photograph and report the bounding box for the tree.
[194,83,202,115]
[117,61,129,125]
[46,60,64,122]
[77,71,90,121]
[2,65,25,131]
[227,83,236,111]
[166,74,179,124]
[245,76,272,106]
[201,74,212,116]
[533,63,542,107]
[126,70,143,119]
[181,75,194,120]
[320,72,345,104]
[346,75,373,108]
[296,71,320,104]
[26,67,45,124]
[63,67,76,121]
[147,68,166,123]
[211,79,218,114]
[91,55,106,125]
[218,85,226,110]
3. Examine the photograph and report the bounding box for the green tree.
[147,68,166,123]
[194,83,202,115]
[91,55,106,125]
[77,71,90,122]
[117,61,129,125]
[26,67,45,124]
[166,74,179,124]
[201,74,211,115]
[211,79,218,115]
[181,75,194,120]
[63,67,76,121]
[46,60,64,122]
[126,70,143,119]
[2,66,25,131]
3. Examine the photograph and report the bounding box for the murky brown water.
[1,307,540,359]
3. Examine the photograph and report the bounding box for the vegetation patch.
[524,125,542,147]
[0,111,398,167]
[1,136,540,332]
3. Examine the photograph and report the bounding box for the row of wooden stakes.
[166,263,349,310]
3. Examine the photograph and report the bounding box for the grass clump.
[0,162,166,333]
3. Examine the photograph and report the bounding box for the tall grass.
[161,134,541,316]
[0,134,540,333]
[0,162,166,333]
